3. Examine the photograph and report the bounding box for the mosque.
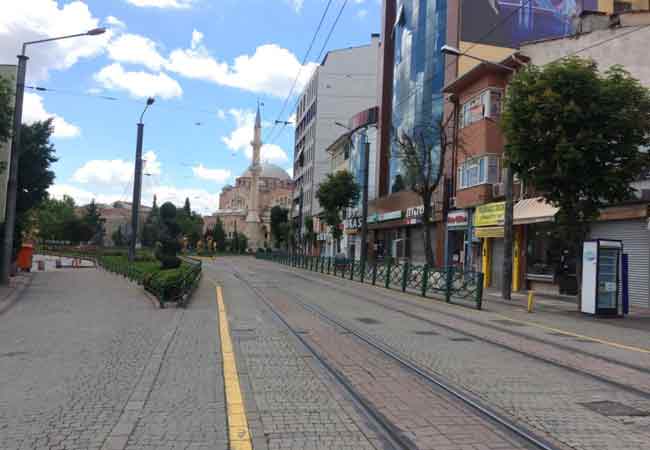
[209,105,293,250]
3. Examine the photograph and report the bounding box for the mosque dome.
[240,163,291,181]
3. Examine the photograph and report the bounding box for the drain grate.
[491,319,528,327]
[414,330,439,336]
[356,317,381,325]
[580,401,650,417]
[449,337,473,342]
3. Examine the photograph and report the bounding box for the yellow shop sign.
[474,202,505,227]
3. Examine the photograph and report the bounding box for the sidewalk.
[0,272,32,315]
[484,287,650,350]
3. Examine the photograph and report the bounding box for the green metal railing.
[256,252,484,309]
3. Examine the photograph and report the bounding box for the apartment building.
[292,35,380,249]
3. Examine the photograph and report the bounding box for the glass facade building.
[389,0,447,193]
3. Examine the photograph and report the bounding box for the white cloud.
[286,0,304,12]
[125,0,195,8]
[222,109,289,163]
[94,63,182,99]
[217,109,226,120]
[105,16,126,29]
[107,33,166,71]
[144,185,217,214]
[0,0,112,81]
[167,31,316,97]
[22,93,80,138]
[49,184,122,206]
[72,150,161,185]
[192,164,231,183]
[357,9,368,19]
[285,167,293,178]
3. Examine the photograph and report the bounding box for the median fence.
[256,252,484,310]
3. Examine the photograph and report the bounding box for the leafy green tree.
[0,75,13,160]
[392,114,453,266]
[315,170,360,253]
[155,202,181,269]
[35,196,76,242]
[213,217,226,251]
[270,205,289,249]
[83,199,105,245]
[302,216,316,254]
[501,57,650,293]
[183,197,191,216]
[112,227,126,247]
[5,120,57,252]
[141,195,161,247]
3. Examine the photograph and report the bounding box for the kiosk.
[581,240,623,316]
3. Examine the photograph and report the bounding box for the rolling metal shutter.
[589,219,650,308]
[491,239,504,290]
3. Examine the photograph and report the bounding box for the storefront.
[368,210,410,261]
[446,210,469,269]
[473,202,505,288]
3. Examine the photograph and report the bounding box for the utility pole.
[502,165,514,300]
[360,141,370,266]
[128,97,155,262]
[1,28,105,284]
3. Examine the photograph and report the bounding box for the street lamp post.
[128,97,155,262]
[1,28,106,285]
[441,45,517,300]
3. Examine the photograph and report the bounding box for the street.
[1,258,649,450]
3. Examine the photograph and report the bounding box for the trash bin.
[17,244,34,272]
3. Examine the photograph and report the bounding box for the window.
[457,155,500,189]
[460,89,503,128]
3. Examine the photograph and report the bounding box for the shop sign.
[406,205,425,219]
[344,215,362,230]
[317,232,331,241]
[474,202,505,227]
[367,210,403,224]
[447,210,468,228]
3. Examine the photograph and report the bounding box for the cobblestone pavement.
[204,261,390,450]
[0,269,227,450]
[230,257,650,450]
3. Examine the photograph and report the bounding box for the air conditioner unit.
[449,196,457,208]
[492,183,505,198]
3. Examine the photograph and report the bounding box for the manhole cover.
[491,320,528,327]
[414,330,439,335]
[449,337,473,342]
[356,317,381,325]
[580,401,650,417]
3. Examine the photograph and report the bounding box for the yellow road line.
[492,313,650,354]
[216,284,253,450]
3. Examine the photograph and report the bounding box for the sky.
[0,0,380,214]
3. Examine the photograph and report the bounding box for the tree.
[5,120,57,252]
[0,75,13,162]
[392,113,454,266]
[155,202,181,269]
[112,227,126,247]
[270,206,289,249]
[502,57,650,298]
[83,199,105,245]
[315,170,360,254]
[183,197,191,216]
[303,215,316,254]
[213,217,226,251]
[35,196,76,242]
[141,195,161,247]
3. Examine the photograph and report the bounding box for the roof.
[240,163,291,181]
[442,53,529,95]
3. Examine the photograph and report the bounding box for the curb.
[0,273,34,316]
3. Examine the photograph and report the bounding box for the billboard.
[461,1,600,48]
[0,65,16,222]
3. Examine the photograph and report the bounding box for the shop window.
[460,89,503,128]
[457,155,500,189]
[526,223,577,291]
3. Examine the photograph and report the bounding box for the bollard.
[350,260,355,281]
[527,291,535,313]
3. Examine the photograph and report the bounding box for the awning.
[514,197,559,225]
[475,226,504,238]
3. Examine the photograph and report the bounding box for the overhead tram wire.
[265,0,335,144]
[269,0,350,146]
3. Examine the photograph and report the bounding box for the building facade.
[292,35,380,248]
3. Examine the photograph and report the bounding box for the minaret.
[245,103,263,249]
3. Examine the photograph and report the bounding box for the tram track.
[268,263,650,399]
[225,261,567,450]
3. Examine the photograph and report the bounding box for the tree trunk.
[422,200,434,267]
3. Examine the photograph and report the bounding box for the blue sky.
[1,0,380,213]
